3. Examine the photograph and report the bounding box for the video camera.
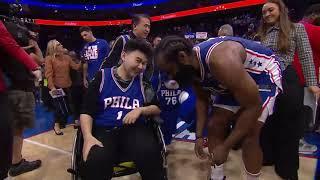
[1,1,38,48]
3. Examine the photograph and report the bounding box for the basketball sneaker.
[299,139,317,155]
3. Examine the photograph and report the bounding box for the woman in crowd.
[258,0,320,179]
[45,40,81,135]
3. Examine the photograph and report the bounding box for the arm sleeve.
[102,40,110,59]
[81,71,102,117]
[100,36,124,69]
[313,26,320,59]
[44,56,55,90]
[295,23,317,86]
[68,55,81,70]
[143,75,160,107]
[0,22,38,71]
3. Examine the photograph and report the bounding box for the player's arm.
[209,41,261,150]
[193,82,210,139]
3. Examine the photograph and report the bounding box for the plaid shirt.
[261,23,317,86]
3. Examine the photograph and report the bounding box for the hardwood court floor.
[11,126,316,180]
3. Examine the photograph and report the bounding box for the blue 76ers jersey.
[94,67,145,127]
[194,36,282,95]
[153,72,182,112]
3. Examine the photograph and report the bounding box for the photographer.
[0,20,41,179]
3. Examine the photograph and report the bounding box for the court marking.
[24,139,72,156]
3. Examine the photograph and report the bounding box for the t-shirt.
[81,39,109,81]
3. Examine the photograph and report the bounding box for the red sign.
[35,0,266,26]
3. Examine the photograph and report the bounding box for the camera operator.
[0,20,41,179]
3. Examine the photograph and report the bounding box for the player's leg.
[242,89,279,180]
[208,100,236,180]
[241,120,264,179]
[209,94,240,153]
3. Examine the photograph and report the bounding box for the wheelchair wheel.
[68,129,83,180]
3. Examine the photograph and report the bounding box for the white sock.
[210,164,224,180]
[245,166,261,180]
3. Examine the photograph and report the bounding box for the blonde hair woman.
[45,40,81,135]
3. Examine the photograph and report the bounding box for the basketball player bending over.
[154,36,282,180]
[80,39,166,180]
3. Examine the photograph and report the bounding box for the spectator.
[81,39,165,179]
[152,36,162,48]
[69,50,83,128]
[242,23,256,40]
[258,0,320,179]
[292,3,320,154]
[100,14,151,69]
[6,38,42,177]
[0,21,41,180]
[217,24,234,36]
[80,26,109,87]
[45,40,81,135]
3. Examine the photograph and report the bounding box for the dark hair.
[305,4,320,17]
[124,39,153,61]
[132,14,151,26]
[154,35,193,63]
[79,26,92,33]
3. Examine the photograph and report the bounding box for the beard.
[174,64,197,87]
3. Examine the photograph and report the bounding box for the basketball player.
[154,36,282,180]
[80,39,165,180]
[80,26,109,87]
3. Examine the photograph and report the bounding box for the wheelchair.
[67,118,168,180]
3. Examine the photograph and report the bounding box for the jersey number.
[117,111,123,120]
[165,97,177,105]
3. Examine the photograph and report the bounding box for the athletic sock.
[210,164,225,180]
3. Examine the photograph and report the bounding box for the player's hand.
[123,108,142,125]
[83,135,103,162]
[210,145,229,165]
[32,69,42,81]
[194,137,209,160]
[83,79,89,88]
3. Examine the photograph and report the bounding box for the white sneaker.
[299,139,317,155]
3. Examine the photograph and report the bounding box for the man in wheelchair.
[80,39,166,180]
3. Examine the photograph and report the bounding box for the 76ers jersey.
[194,36,282,95]
[154,72,182,112]
[94,67,145,127]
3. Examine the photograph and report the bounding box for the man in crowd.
[80,26,109,87]
[100,14,151,69]
[292,3,320,154]
[217,24,234,36]
[0,21,41,179]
